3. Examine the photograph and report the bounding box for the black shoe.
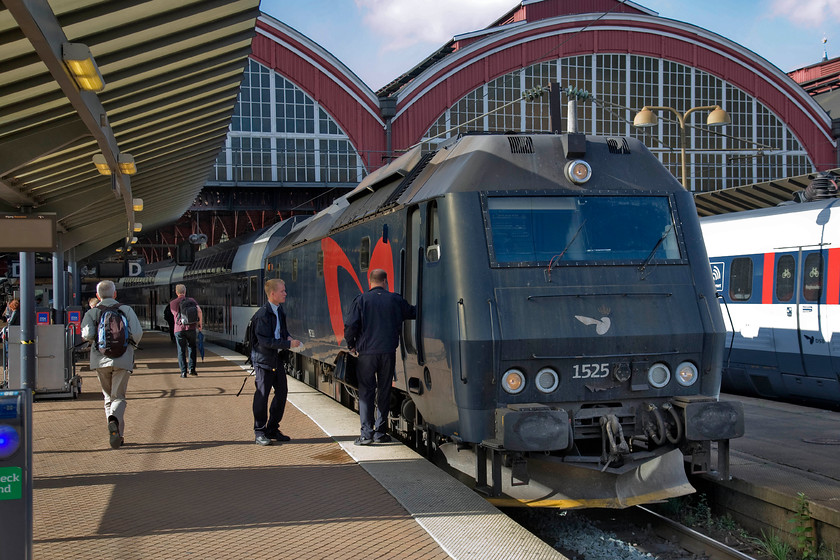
[268,431,291,442]
[374,434,392,443]
[180,373,187,378]
[354,436,373,446]
[255,434,272,446]
[108,419,122,449]
[189,371,197,376]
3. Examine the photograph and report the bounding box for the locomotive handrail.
[457,298,467,384]
[527,292,673,299]
[488,298,499,384]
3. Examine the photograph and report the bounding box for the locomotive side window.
[426,201,440,263]
[729,257,753,301]
[485,195,680,265]
[775,255,795,302]
[802,253,823,302]
[360,237,370,271]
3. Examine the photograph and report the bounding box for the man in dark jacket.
[343,269,416,446]
[250,278,302,446]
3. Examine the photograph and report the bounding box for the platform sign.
[0,214,56,252]
[35,311,50,325]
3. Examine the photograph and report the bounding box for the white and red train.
[701,195,840,408]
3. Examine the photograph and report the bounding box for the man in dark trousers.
[169,284,203,377]
[250,278,302,446]
[343,269,416,446]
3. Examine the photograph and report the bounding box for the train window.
[317,251,324,277]
[775,255,795,302]
[803,253,823,302]
[249,276,258,306]
[729,257,753,301]
[360,237,370,271]
[485,195,680,265]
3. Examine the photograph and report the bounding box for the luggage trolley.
[1,308,82,399]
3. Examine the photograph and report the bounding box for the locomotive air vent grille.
[606,137,631,154]
[508,136,535,154]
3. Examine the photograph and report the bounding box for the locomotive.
[121,132,744,508]
[701,177,840,409]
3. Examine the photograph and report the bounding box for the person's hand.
[291,339,301,348]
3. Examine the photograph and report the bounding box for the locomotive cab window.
[729,257,753,301]
[360,237,370,271]
[775,255,795,302]
[484,195,680,265]
[802,253,823,302]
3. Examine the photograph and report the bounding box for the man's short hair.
[175,284,186,296]
[264,278,286,297]
[97,280,116,299]
[369,269,387,285]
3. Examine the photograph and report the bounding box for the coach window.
[775,255,795,302]
[729,257,753,301]
[803,253,823,302]
[360,237,370,271]
[249,276,258,306]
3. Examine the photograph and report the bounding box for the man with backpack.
[169,284,203,378]
[81,280,143,449]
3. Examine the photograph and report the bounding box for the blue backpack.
[97,304,130,358]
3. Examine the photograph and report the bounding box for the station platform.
[30,332,563,560]
[704,394,840,549]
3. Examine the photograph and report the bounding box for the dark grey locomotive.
[264,132,744,508]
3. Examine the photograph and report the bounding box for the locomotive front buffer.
[440,397,744,508]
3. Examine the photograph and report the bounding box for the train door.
[771,253,802,375]
[402,205,421,362]
[796,249,834,380]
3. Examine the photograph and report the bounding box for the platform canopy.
[693,168,840,217]
[0,0,260,260]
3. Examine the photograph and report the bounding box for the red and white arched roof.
[388,12,834,167]
[251,15,386,169]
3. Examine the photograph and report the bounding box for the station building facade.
[204,0,836,221]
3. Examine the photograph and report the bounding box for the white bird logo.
[575,315,611,335]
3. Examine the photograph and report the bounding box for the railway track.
[506,504,759,559]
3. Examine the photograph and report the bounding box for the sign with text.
[0,467,22,500]
[0,214,57,252]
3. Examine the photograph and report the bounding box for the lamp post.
[633,105,730,190]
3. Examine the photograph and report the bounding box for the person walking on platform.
[81,280,143,449]
[250,278,302,446]
[343,269,415,446]
[169,284,202,377]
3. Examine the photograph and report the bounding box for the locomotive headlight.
[564,160,592,184]
[535,368,559,393]
[647,362,671,388]
[502,369,526,394]
[676,362,699,386]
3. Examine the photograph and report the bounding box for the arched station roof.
[0,0,260,260]
[251,15,386,171]
[386,3,834,169]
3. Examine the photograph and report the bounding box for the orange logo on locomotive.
[322,235,395,344]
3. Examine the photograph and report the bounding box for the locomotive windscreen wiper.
[546,219,587,282]
[638,225,673,272]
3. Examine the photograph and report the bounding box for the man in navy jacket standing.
[250,278,302,446]
[343,269,416,445]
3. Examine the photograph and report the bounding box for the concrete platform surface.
[30,332,563,560]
